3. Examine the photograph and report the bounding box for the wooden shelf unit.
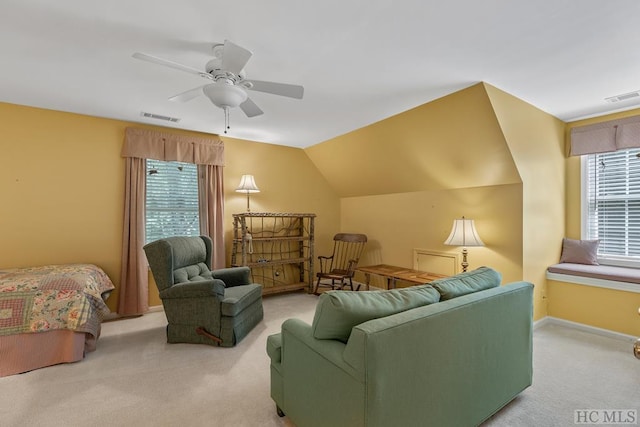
[232,213,315,294]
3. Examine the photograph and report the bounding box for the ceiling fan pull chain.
[224,107,229,134]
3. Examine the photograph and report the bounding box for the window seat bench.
[546,263,640,293]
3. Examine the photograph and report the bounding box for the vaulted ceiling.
[2,1,640,148]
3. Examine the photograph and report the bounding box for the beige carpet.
[485,323,640,426]
[0,291,638,427]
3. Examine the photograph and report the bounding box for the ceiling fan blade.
[168,85,210,102]
[239,97,264,118]
[132,52,205,76]
[245,80,304,99]
[221,40,253,75]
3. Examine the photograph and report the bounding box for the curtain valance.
[570,115,640,156]
[121,127,225,166]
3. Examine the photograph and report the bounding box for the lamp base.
[461,247,469,273]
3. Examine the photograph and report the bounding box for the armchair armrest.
[211,266,251,288]
[317,255,334,273]
[159,279,225,299]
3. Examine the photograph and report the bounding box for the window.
[583,148,640,266]
[145,160,199,243]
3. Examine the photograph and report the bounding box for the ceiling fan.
[132,40,304,131]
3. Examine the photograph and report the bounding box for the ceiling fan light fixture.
[133,39,303,121]
[203,82,248,109]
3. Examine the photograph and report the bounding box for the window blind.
[585,148,640,262]
[145,160,200,244]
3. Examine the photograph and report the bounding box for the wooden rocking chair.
[314,233,367,294]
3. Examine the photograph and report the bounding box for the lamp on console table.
[444,216,484,273]
[236,174,260,212]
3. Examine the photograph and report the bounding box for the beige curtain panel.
[570,115,640,156]
[118,127,225,316]
[119,157,149,316]
[121,127,225,165]
[198,164,226,269]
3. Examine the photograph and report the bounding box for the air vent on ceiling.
[140,112,181,123]
[604,90,640,103]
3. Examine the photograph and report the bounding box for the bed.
[0,263,115,377]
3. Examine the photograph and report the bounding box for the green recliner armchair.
[143,235,263,347]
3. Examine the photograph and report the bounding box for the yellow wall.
[548,108,640,335]
[548,280,640,336]
[0,103,125,308]
[340,185,523,287]
[4,87,636,335]
[307,83,566,320]
[306,85,525,288]
[305,83,521,197]
[222,136,340,261]
[0,102,340,311]
[484,84,566,320]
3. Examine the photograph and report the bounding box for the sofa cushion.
[430,267,501,301]
[311,285,441,342]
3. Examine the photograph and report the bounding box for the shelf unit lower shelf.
[232,257,309,268]
[261,282,308,295]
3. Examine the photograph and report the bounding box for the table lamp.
[444,216,484,272]
[236,174,260,212]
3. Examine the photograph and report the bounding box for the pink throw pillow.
[559,238,599,265]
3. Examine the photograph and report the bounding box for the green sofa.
[266,267,533,427]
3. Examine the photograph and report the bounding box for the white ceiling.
[2,1,640,148]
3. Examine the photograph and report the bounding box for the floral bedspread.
[0,264,115,337]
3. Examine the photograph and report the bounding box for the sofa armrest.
[211,266,251,288]
[159,279,225,299]
[266,333,282,364]
[282,319,363,382]
[279,318,366,426]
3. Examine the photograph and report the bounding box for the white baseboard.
[535,316,637,343]
[533,316,552,330]
[147,305,164,313]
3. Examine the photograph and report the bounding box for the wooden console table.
[356,264,447,290]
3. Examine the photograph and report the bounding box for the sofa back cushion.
[311,285,441,342]
[430,266,501,301]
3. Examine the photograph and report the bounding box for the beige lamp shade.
[444,217,484,247]
[444,217,484,273]
[236,175,260,212]
[235,175,260,193]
